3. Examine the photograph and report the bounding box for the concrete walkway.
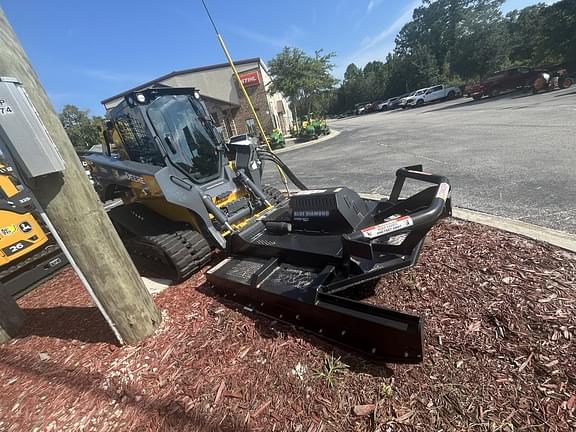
[276,129,341,154]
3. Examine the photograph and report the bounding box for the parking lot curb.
[142,277,172,294]
[451,208,576,253]
[275,129,341,154]
[357,193,576,253]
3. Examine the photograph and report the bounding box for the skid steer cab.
[84,88,281,281]
[85,87,452,363]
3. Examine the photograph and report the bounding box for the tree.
[363,61,389,99]
[388,46,440,93]
[344,63,362,82]
[451,2,510,78]
[537,0,576,67]
[268,47,338,119]
[59,105,101,151]
[330,0,574,115]
[395,0,507,80]
[340,63,368,108]
[506,4,547,64]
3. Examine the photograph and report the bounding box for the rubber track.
[0,242,60,281]
[124,186,282,282]
[127,228,211,282]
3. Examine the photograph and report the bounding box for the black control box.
[289,187,369,234]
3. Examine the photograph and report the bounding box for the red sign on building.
[238,70,261,87]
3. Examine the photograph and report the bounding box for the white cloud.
[80,69,148,83]
[501,0,558,14]
[226,26,287,48]
[334,42,395,79]
[361,1,418,50]
[335,1,419,78]
[226,24,305,49]
[366,0,384,14]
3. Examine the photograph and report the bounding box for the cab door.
[425,86,444,102]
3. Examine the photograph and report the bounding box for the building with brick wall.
[101,58,293,141]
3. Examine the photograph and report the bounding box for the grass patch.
[315,354,349,388]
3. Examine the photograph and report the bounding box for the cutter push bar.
[207,166,451,363]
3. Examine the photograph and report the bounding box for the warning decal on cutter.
[361,215,414,239]
[436,183,450,201]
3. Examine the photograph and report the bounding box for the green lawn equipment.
[298,120,318,141]
[311,118,330,136]
[269,128,285,149]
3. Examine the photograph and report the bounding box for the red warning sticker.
[361,215,414,239]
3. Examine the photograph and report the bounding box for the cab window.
[114,113,165,167]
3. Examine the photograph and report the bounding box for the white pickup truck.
[406,84,461,107]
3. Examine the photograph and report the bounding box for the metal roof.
[101,57,263,105]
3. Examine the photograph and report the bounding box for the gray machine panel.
[0,77,65,178]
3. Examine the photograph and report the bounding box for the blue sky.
[2,0,554,115]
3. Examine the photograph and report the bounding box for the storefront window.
[246,118,256,135]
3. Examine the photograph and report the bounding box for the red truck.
[465,66,544,100]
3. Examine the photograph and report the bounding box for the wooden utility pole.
[0,8,161,344]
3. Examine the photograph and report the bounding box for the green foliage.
[537,0,576,66]
[267,47,338,118]
[329,0,575,114]
[58,105,102,151]
[506,4,547,64]
[314,354,349,388]
[380,382,393,398]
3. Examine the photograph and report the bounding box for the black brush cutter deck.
[207,166,451,363]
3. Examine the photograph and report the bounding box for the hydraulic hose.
[257,150,308,191]
[260,155,307,191]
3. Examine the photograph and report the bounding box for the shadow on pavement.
[554,89,576,97]
[420,91,528,114]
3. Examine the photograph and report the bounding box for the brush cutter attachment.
[207,166,451,363]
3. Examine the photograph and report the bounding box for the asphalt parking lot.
[265,87,576,234]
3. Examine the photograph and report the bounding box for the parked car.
[398,91,417,108]
[402,88,430,108]
[465,66,544,100]
[363,102,380,114]
[533,68,574,93]
[407,84,461,107]
[377,97,400,111]
[354,102,370,115]
[394,92,412,107]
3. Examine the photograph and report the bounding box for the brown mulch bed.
[0,219,574,432]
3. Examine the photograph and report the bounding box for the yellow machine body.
[0,169,49,267]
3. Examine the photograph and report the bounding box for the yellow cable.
[200,0,289,194]
[216,34,290,192]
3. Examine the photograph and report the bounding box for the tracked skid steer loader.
[85,87,451,363]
